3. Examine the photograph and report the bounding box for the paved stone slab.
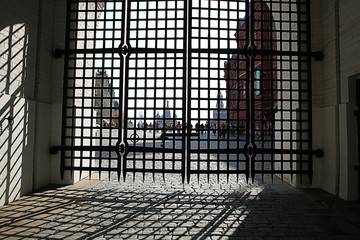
[0,174,359,239]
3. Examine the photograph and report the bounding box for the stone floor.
[0,173,360,240]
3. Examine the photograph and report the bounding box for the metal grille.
[123,0,187,180]
[187,0,313,182]
[58,0,316,183]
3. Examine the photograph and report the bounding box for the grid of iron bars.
[60,0,315,183]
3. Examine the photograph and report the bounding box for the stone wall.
[337,0,360,200]
[0,0,40,205]
[311,0,360,200]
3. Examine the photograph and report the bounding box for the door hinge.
[54,48,65,58]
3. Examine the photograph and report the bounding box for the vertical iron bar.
[71,0,80,179]
[258,1,265,182]
[79,0,88,180]
[60,0,73,179]
[143,1,149,182]
[182,0,188,183]
[306,0,313,183]
[122,0,131,181]
[236,0,241,183]
[109,5,115,181]
[98,2,107,180]
[244,0,251,183]
[225,0,229,184]
[297,0,303,184]
[249,0,256,182]
[217,0,222,182]
[279,0,284,182]
[186,0,192,183]
[163,1,168,180]
[207,1,212,183]
[151,0,156,183]
[290,0,295,183]
[270,0,275,183]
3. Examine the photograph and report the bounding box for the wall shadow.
[0,23,29,205]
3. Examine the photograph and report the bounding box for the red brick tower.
[224,0,277,130]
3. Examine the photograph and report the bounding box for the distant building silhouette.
[210,91,227,127]
[224,0,277,129]
[155,100,174,127]
[94,70,116,126]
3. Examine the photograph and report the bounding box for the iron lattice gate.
[57,0,318,183]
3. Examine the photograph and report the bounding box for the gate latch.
[120,44,131,57]
[119,143,126,156]
[247,146,254,156]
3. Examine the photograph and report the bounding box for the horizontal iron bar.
[189,170,248,174]
[189,148,321,155]
[252,170,312,174]
[63,168,311,175]
[164,133,198,137]
[50,145,118,154]
[191,48,320,58]
[245,148,323,156]
[64,166,119,171]
[51,145,323,157]
[124,169,183,174]
[51,145,184,154]
[127,146,183,153]
[55,47,322,59]
[189,149,248,154]
[60,47,186,56]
